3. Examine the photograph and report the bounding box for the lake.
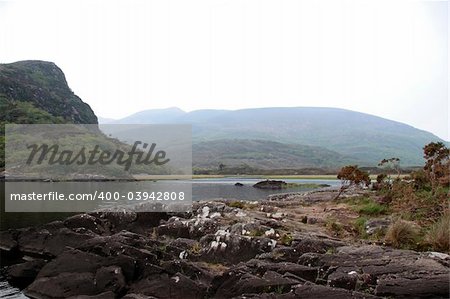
[0,178,339,230]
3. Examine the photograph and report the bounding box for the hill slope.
[0,60,97,124]
[0,60,98,168]
[114,107,445,166]
[193,139,357,170]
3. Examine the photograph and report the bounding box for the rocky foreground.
[1,190,449,298]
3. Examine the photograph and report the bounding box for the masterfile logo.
[4,124,192,212]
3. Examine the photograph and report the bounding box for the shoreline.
[1,188,448,298]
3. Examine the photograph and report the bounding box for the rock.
[0,230,21,264]
[76,232,162,280]
[258,246,303,263]
[189,218,220,239]
[68,291,117,299]
[254,180,287,190]
[129,272,206,299]
[161,260,219,287]
[298,252,322,267]
[259,218,283,229]
[25,272,98,298]
[268,212,285,220]
[169,238,200,251]
[293,282,380,298]
[213,269,301,298]
[291,234,345,255]
[0,230,19,253]
[327,268,359,290]
[17,226,94,258]
[229,222,271,236]
[235,182,244,186]
[64,214,107,235]
[428,251,450,261]
[106,253,137,282]
[260,205,277,213]
[7,259,47,288]
[157,218,190,238]
[95,266,126,294]
[306,217,320,225]
[200,232,276,264]
[2,198,448,299]
[123,294,158,299]
[262,270,302,289]
[245,259,318,282]
[213,272,273,298]
[375,273,450,297]
[89,211,169,234]
[364,219,390,235]
[36,249,104,278]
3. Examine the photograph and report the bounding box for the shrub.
[385,219,419,249]
[426,213,450,253]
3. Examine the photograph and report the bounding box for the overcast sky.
[0,0,448,140]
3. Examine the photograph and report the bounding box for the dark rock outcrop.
[254,180,287,189]
[0,201,448,298]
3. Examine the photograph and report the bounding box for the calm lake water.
[0,178,339,230]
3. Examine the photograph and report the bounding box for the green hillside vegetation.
[0,60,97,124]
[193,139,357,172]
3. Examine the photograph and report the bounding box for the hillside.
[0,60,98,168]
[193,139,356,171]
[109,107,445,166]
[0,60,97,124]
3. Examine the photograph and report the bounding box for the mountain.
[114,107,445,166]
[0,60,97,124]
[109,107,185,124]
[193,139,356,171]
[0,60,98,168]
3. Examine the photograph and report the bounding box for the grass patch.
[279,233,293,246]
[385,219,419,249]
[356,202,388,216]
[284,183,330,189]
[426,212,450,253]
[325,218,344,237]
[353,217,368,238]
[188,242,203,255]
[340,195,388,216]
[247,229,265,237]
[227,201,246,209]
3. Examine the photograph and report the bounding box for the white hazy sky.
[0,0,448,140]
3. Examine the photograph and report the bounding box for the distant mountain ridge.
[103,107,446,166]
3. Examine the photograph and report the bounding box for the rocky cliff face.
[0,60,97,124]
